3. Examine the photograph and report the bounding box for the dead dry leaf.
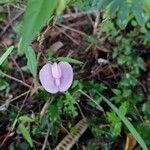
[124,133,136,150]
[50,41,64,53]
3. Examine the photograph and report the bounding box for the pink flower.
[39,62,73,94]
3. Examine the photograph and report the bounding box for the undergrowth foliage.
[0,0,150,149]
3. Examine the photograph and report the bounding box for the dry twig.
[0,70,30,88]
[0,10,24,36]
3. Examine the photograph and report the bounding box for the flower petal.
[39,64,59,94]
[58,62,73,92]
[51,62,62,79]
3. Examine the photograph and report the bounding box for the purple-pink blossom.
[39,62,73,94]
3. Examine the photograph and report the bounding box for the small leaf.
[57,57,83,65]
[0,46,14,66]
[122,89,132,98]
[117,55,126,65]
[56,0,70,15]
[131,0,146,26]
[117,0,130,29]
[48,105,60,122]
[84,35,97,44]
[112,89,121,95]
[0,79,9,91]
[119,101,129,115]
[19,116,34,122]
[142,102,150,117]
[18,124,33,147]
[26,47,37,77]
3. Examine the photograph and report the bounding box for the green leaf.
[45,48,54,62]
[87,144,96,150]
[109,0,122,16]
[98,93,148,150]
[119,101,129,115]
[64,92,78,116]
[122,89,132,98]
[56,0,70,15]
[84,35,97,44]
[26,47,37,77]
[56,0,66,15]
[0,79,9,91]
[57,57,83,65]
[92,0,112,10]
[137,123,150,147]
[112,89,121,96]
[142,102,150,118]
[19,116,34,122]
[19,0,58,53]
[0,46,14,66]
[18,124,33,147]
[117,0,130,29]
[107,111,122,137]
[48,105,60,122]
[101,20,117,36]
[117,55,126,65]
[142,0,150,6]
[131,0,146,26]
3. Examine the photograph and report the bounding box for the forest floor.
[0,2,150,150]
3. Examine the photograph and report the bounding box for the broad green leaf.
[141,0,150,8]
[131,0,146,26]
[92,0,112,10]
[109,0,122,16]
[117,0,130,29]
[18,124,33,147]
[19,116,34,122]
[98,93,148,150]
[19,0,58,53]
[0,46,14,66]
[26,47,37,77]
[57,57,83,65]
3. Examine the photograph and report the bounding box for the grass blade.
[79,90,148,150]
[0,46,14,66]
[98,93,148,150]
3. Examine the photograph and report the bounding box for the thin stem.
[0,70,30,88]
[42,127,50,150]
